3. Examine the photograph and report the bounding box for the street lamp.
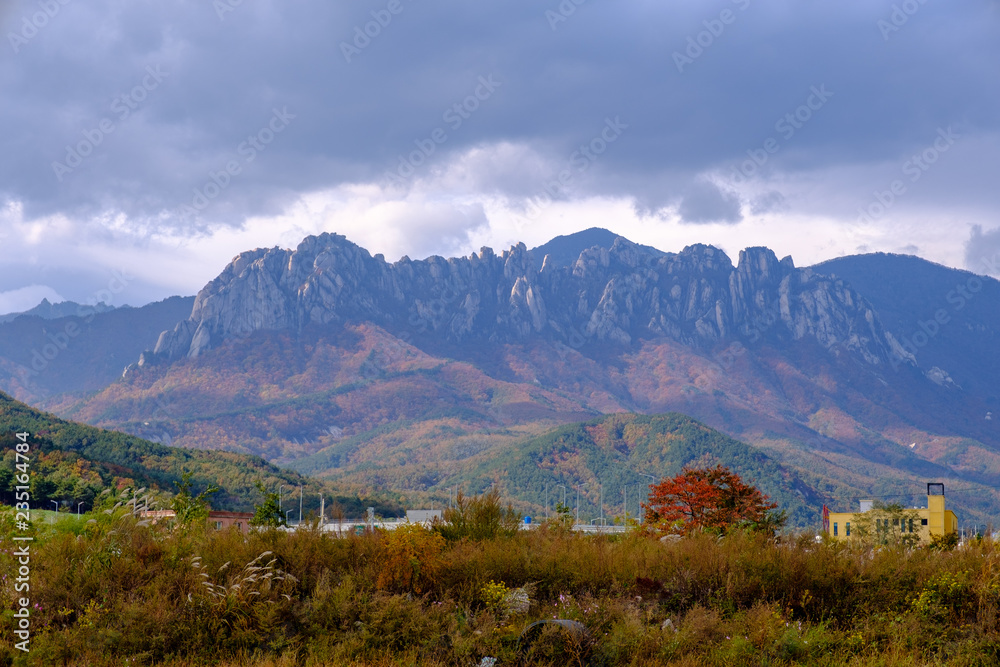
[285,510,294,526]
[575,485,580,524]
[278,485,285,512]
[557,485,567,509]
[599,484,603,525]
[51,500,58,512]
[633,472,656,523]
[77,502,84,517]
[299,486,303,526]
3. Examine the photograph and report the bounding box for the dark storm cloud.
[0,0,998,230]
[676,181,742,225]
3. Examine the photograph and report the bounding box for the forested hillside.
[0,391,402,517]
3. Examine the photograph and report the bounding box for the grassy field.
[1,505,999,666]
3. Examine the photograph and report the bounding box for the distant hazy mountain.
[813,253,1000,401]
[0,296,194,405]
[0,298,117,324]
[44,230,1000,524]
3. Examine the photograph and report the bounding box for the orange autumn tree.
[642,464,782,536]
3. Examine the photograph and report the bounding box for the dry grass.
[2,507,1000,665]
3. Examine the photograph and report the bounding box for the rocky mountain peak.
[147,231,912,371]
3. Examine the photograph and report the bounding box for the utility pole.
[299,486,303,526]
[634,472,656,523]
[320,495,325,527]
[575,485,580,524]
[279,485,284,512]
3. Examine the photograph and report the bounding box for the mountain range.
[1,229,997,525]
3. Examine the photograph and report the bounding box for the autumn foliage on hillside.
[643,465,779,536]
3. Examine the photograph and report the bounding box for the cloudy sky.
[1,0,998,314]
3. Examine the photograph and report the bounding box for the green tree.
[30,475,56,505]
[171,472,218,527]
[438,487,521,541]
[0,465,12,492]
[850,502,922,547]
[552,501,574,529]
[250,481,286,527]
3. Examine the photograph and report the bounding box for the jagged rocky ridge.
[146,233,913,368]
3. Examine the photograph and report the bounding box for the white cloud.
[0,285,65,315]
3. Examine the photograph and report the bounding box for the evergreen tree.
[171,472,218,527]
[250,481,286,527]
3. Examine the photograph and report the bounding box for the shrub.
[437,488,522,542]
[376,523,446,595]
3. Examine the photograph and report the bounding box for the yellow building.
[825,483,958,543]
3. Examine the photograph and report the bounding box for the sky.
[1,0,999,314]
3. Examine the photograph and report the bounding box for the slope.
[528,227,665,270]
[813,253,1000,401]
[0,296,195,406]
[0,391,401,516]
[427,412,818,527]
[27,231,1000,526]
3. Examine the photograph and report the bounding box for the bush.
[437,488,521,542]
[376,523,446,595]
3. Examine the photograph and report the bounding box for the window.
[908,519,914,533]
[214,521,223,530]
[833,522,838,537]
[846,522,851,536]
[921,518,928,526]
